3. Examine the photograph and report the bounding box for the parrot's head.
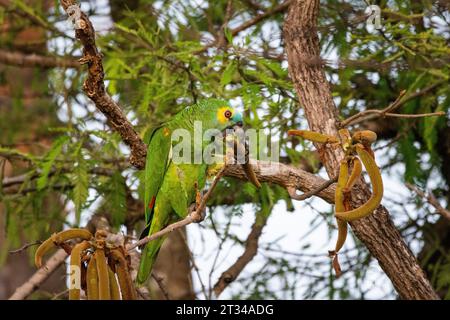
[194,99,243,132]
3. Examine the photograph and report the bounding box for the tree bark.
[283,0,438,300]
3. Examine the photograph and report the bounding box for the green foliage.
[2,0,450,299]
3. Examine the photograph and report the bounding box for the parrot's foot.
[207,162,225,180]
[191,181,205,223]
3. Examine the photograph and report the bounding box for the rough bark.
[283,0,438,299]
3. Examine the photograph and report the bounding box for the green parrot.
[137,99,244,285]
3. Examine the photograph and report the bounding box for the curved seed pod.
[352,130,377,146]
[288,130,339,144]
[333,160,349,254]
[344,157,362,193]
[335,144,383,222]
[69,241,91,300]
[35,236,57,268]
[95,249,111,300]
[86,254,99,300]
[110,249,136,300]
[34,228,93,268]
[108,267,121,300]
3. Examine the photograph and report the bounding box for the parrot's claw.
[194,181,202,209]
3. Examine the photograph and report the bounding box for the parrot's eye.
[224,110,232,119]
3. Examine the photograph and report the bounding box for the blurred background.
[0,0,449,299]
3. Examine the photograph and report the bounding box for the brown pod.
[95,249,111,300]
[86,254,99,300]
[34,228,93,268]
[69,241,91,300]
[108,267,121,300]
[110,249,136,300]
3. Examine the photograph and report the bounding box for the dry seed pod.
[108,267,121,300]
[352,130,377,146]
[86,254,99,300]
[69,241,91,300]
[335,144,383,222]
[35,228,93,268]
[110,249,136,300]
[95,249,111,300]
[288,130,339,144]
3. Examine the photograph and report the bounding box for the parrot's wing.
[144,125,173,225]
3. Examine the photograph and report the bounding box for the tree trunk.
[283,0,438,300]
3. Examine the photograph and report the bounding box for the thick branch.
[284,0,438,299]
[60,0,147,169]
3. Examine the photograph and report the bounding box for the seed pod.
[95,249,111,300]
[35,228,93,268]
[110,249,136,300]
[86,254,99,300]
[335,144,383,222]
[69,241,90,300]
[344,157,362,193]
[288,130,339,144]
[333,160,349,254]
[352,130,377,147]
[108,267,121,300]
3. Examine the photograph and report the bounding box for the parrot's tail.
[136,236,165,286]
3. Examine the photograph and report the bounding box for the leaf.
[224,27,233,44]
[423,100,446,157]
[220,61,237,86]
[106,172,127,227]
[72,149,89,226]
[37,135,70,191]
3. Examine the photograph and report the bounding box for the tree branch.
[8,249,68,300]
[0,49,80,69]
[340,81,446,128]
[59,0,147,169]
[406,183,450,222]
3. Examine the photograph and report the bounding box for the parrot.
[137,99,245,285]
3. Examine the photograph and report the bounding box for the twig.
[287,176,338,201]
[8,249,68,300]
[127,167,227,251]
[340,83,446,127]
[151,273,170,300]
[230,0,292,36]
[213,213,269,297]
[406,183,450,222]
[196,0,291,53]
[9,241,43,254]
[59,0,147,169]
